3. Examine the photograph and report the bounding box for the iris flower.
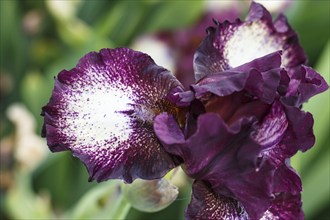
[42,2,328,219]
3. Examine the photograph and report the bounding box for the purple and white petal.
[194,2,306,81]
[186,180,248,220]
[41,48,183,183]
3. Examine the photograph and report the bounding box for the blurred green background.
[0,0,329,219]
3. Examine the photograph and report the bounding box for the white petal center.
[224,22,283,68]
[60,71,135,150]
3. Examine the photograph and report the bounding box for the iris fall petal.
[42,48,183,183]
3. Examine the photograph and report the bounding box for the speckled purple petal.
[185,180,249,220]
[261,193,303,220]
[194,2,306,81]
[41,48,183,183]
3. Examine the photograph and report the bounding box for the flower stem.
[107,189,131,220]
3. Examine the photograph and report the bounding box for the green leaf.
[96,1,147,46]
[21,71,53,124]
[95,1,204,46]
[301,144,330,219]
[141,1,204,33]
[6,173,53,219]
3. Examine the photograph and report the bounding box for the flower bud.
[122,178,178,212]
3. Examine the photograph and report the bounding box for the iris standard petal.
[41,48,183,183]
[194,2,306,81]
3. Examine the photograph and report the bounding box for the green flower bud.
[122,178,178,212]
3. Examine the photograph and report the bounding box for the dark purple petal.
[283,65,329,106]
[194,2,306,80]
[192,71,249,99]
[261,102,315,168]
[251,97,315,168]
[283,104,315,152]
[260,160,303,219]
[41,48,183,183]
[261,193,304,220]
[251,101,288,150]
[155,112,276,219]
[165,87,194,107]
[272,161,302,194]
[192,52,282,105]
[154,113,185,147]
[202,92,270,127]
[185,180,248,220]
[155,112,258,177]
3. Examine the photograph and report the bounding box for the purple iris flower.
[155,2,328,219]
[41,2,328,219]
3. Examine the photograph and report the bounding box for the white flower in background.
[6,103,48,171]
[132,36,176,74]
[205,0,241,13]
[253,0,292,13]
[46,0,82,21]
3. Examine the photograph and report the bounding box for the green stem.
[106,190,131,220]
